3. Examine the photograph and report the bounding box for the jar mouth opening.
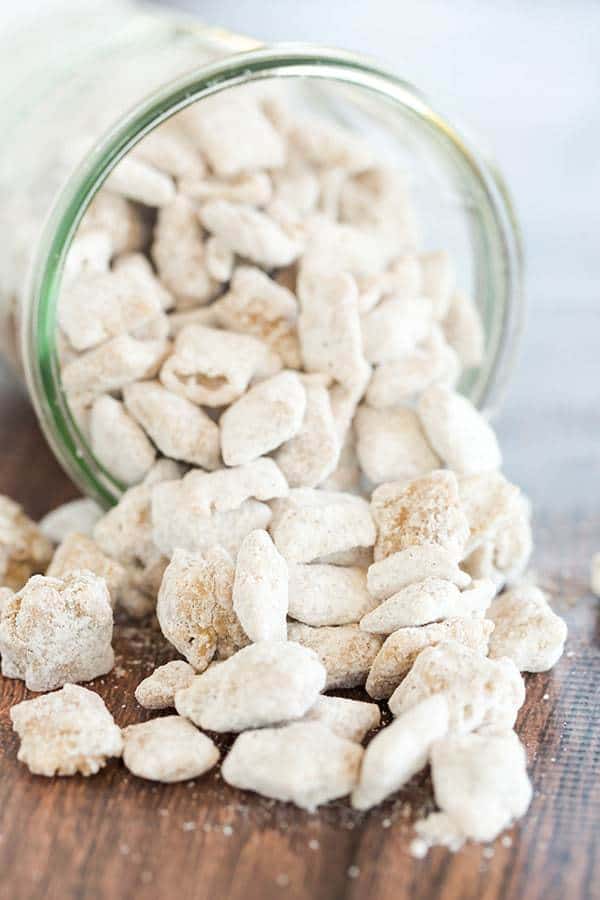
[23,43,524,507]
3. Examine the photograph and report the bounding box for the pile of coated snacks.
[0,83,568,854]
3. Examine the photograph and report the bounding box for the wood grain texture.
[0,365,598,900]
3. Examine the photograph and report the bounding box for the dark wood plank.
[0,364,598,900]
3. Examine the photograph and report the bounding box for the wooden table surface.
[0,366,598,900]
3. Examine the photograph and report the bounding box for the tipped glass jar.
[0,0,523,506]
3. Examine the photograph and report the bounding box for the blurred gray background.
[2,0,598,518]
[156,0,600,515]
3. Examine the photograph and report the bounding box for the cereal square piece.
[122,716,219,783]
[175,641,326,732]
[46,532,126,604]
[487,584,567,672]
[431,731,532,842]
[0,572,114,692]
[0,496,53,591]
[157,547,247,672]
[135,660,196,709]
[366,618,493,700]
[301,695,381,743]
[10,684,122,776]
[352,695,449,810]
[233,530,288,642]
[371,471,469,562]
[287,623,383,690]
[388,640,525,735]
[222,722,363,812]
[355,406,440,486]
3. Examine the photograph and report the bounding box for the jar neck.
[22,44,523,505]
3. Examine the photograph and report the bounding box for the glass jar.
[0,0,523,506]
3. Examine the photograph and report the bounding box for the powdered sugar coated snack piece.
[123,381,220,470]
[62,333,167,401]
[418,385,501,476]
[442,290,485,368]
[591,553,600,597]
[352,695,449,810]
[58,265,165,352]
[355,407,440,486]
[135,660,196,709]
[360,577,462,632]
[430,731,532,842]
[275,383,340,488]
[220,371,306,466]
[39,498,103,544]
[94,483,156,568]
[10,685,123,777]
[0,587,13,614]
[122,716,219,783]
[288,563,376,627]
[79,191,147,257]
[199,200,302,269]
[420,250,455,320]
[105,155,176,207]
[359,254,423,312]
[366,327,459,408]
[298,272,367,388]
[287,623,383,690]
[0,496,54,591]
[175,641,326,732]
[46,532,126,604]
[270,489,376,564]
[181,459,288,516]
[366,618,492,700]
[300,695,381,743]
[367,544,471,603]
[130,123,206,180]
[0,572,114,692]
[182,171,273,207]
[181,90,286,177]
[290,117,374,173]
[321,432,362,494]
[487,584,567,672]
[233,530,288,642]
[212,265,300,368]
[112,252,174,312]
[361,296,433,365]
[157,546,246,672]
[389,640,525,735]
[152,483,272,559]
[371,471,469,562]
[223,721,362,812]
[160,323,279,408]
[152,195,217,307]
[90,395,156,486]
[458,470,522,554]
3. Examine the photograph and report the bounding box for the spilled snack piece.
[0,571,114,692]
[388,640,525,735]
[10,685,123,777]
[135,660,196,710]
[175,641,326,732]
[352,694,449,810]
[487,584,568,671]
[299,695,381,743]
[222,722,363,812]
[430,731,532,842]
[366,618,493,700]
[122,716,219,783]
[156,546,247,672]
[232,529,288,642]
[0,495,54,591]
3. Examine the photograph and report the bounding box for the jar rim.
[22,43,524,507]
